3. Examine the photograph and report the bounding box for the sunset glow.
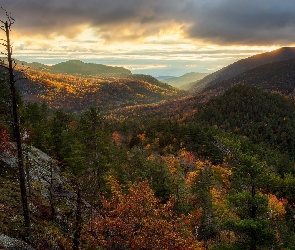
[1,0,294,76]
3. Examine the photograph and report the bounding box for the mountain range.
[159,72,209,90]
[2,47,295,249]
[108,47,295,120]
[3,47,295,116]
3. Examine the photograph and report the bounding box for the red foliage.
[83,178,203,250]
[0,125,12,153]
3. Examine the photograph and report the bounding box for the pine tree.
[223,153,276,249]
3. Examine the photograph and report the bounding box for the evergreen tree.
[223,153,276,249]
[192,161,218,249]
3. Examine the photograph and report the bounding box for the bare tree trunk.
[4,20,32,244]
[73,183,83,250]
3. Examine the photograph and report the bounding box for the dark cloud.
[1,0,295,45]
[185,0,295,45]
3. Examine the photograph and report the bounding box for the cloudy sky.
[1,0,295,76]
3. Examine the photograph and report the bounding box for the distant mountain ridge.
[156,76,175,81]
[17,59,132,77]
[162,72,209,89]
[50,60,131,76]
[8,47,295,116]
[190,47,295,92]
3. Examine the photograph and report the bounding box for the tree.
[0,7,32,243]
[83,177,203,250]
[222,153,276,249]
[59,107,111,249]
[191,160,219,249]
[21,102,51,152]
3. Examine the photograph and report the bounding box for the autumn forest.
[1,9,295,250]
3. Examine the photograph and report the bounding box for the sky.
[1,0,295,77]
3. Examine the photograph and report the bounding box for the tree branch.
[1,7,15,29]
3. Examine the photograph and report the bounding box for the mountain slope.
[107,94,200,121]
[196,85,295,158]
[108,52,295,121]
[162,72,209,89]
[199,56,295,101]
[0,143,86,249]
[16,70,186,113]
[190,47,295,93]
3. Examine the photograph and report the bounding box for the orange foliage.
[186,171,198,186]
[163,155,180,174]
[179,148,196,174]
[211,165,232,189]
[268,194,287,220]
[137,133,146,142]
[112,131,122,146]
[83,178,203,250]
[24,70,183,113]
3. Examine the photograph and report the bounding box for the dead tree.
[0,7,32,243]
[73,183,83,250]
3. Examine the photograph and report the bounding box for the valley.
[1,47,295,249]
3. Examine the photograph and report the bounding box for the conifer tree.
[219,144,276,250]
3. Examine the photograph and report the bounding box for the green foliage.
[50,110,73,157]
[223,151,276,249]
[198,85,295,161]
[21,102,51,150]
[0,71,10,123]
[192,163,219,244]
[5,68,295,249]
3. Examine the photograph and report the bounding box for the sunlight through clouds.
[1,0,294,76]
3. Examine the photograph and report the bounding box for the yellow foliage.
[137,133,146,142]
[186,171,197,186]
[148,153,155,160]
[144,143,151,150]
[210,187,223,203]
[212,165,232,189]
[268,194,287,220]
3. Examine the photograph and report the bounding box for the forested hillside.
[2,69,295,249]
[190,47,295,93]
[15,70,185,112]
[110,53,295,121]
[200,56,295,99]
